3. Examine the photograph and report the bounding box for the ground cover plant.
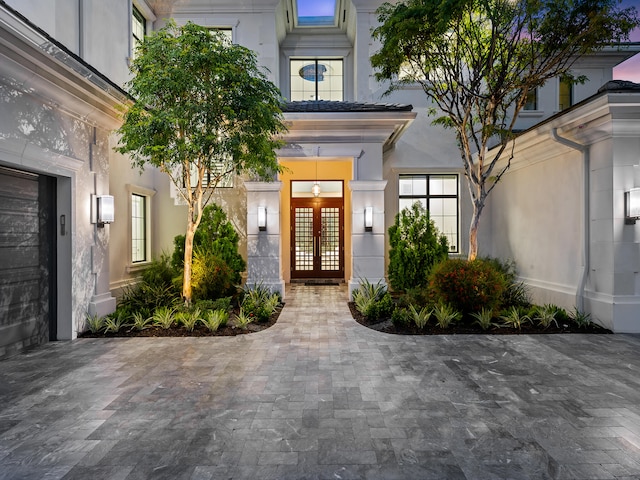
[350,257,611,335]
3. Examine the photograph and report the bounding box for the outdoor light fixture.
[364,206,373,231]
[92,195,115,227]
[625,188,640,225]
[311,160,321,197]
[258,206,267,231]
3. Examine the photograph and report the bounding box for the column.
[245,181,285,299]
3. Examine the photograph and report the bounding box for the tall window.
[399,174,459,252]
[559,77,573,111]
[132,5,146,60]
[131,194,147,263]
[523,88,538,111]
[290,59,343,101]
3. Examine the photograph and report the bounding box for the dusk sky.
[612,0,640,82]
[295,0,640,82]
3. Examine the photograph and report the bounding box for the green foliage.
[391,307,411,328]
[201,309,229,332]
[372,0,639,258]
[234,308,253,330]
[195,297,232,313]
[500,306,531,330]
[570,308,594,328]
[153,307,177,329]
[116,20,287,302]
[188,249,236,302]
[171,204,246,287]
[352,280,394,320]
[429,258,506,314]
[118,255,181,313]
[176,308,202,332]
[103,311,129,334]
[433,303,461,329]
[131,311,153,331]
[240,283,281,323]
[532,304,559,329]
[470,308,495,331]
[85,313,105,334]
[409,304,432,329]
[483,257,530,307]
[387,202,449,291]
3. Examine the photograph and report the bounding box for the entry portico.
[245,101,416,298]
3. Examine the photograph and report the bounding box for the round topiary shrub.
[428,258,506,314]
[387,202,449,291]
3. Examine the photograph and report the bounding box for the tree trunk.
[468,201,483,261]
[182,219,196,304]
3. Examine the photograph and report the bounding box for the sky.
[603,0,639,82]
[293,0,640,81]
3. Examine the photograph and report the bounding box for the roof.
[282,100,413,113]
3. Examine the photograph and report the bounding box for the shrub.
[189,250,236,301]
[481,257,530,307]
[234,308,253,329]
[500,306,530,330]
[85,313,105,334]
[429,258,506,314]
[176,308,201,332]
[352,280,394,320]
[202,309,228,332]
[433,303,461,328]
[172,203,245,286]
[409,304,431,329]
[131,311,153,331]
[118,255,181,312]
[532,304,559,329]
[153,307,176,329]
[387,202,449,291]
[241,283,281,323]
[195,297,232,313]
[103,311,129,333]
[391,307,411,328]
[571,307,593,328]
[470,307,495,330]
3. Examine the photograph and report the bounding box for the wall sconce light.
[258,206,267,231]
[625,188,640,225]
[364,206,373,231]
[92,194,114,227]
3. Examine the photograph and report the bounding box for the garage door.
[0,167,56,358]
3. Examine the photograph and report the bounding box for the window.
[296,0,337,26]
[187,159,234,189]
[559,77,573,111]
[399,174,459,252]
[290,59,343,101]
[523,88,537,111]
[208,27,233,44]
[131,193,147,263]
[132,5,146,60]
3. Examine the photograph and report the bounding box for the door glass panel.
[294,207,314,271]
[321,207,340,271]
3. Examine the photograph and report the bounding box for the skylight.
[296,0,337,27]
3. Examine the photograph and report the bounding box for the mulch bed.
[79,305,283,338]
[348,302,612,335]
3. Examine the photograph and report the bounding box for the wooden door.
[291,197,344,279]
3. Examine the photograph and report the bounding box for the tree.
[372,0,639,259]
[117,21,286,303]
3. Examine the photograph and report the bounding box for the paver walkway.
[1,285,640,479]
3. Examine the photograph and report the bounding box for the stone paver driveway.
[2,285,640,479]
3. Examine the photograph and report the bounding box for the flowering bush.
[428,258,506,314]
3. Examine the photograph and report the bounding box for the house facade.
[0,0,639,358]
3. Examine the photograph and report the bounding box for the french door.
[291,197,344,279]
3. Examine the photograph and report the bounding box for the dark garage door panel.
[0,167,55,358]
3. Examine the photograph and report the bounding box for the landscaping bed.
[349,302,612,335]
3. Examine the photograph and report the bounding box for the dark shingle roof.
[597,80,640,93]
[282,100,413,113]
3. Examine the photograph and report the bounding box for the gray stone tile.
[1,286,640,479]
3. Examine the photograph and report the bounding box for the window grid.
[290,59,343,101]
[321,207,340,271]
[294,207,314,271]
[131,194,147,263]
[132,6,146,60]
[399,174,459,253]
